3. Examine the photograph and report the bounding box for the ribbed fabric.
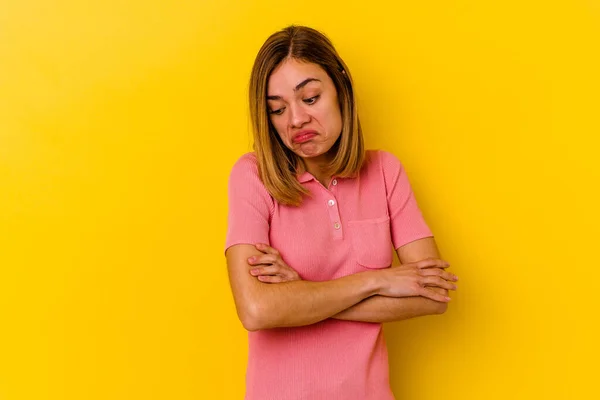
[225,150,433,400]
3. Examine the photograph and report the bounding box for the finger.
[414,258,450,269]
[421,276,457,291]
[419,268,459,282]
[420,263,451,270]
[250,265,281,276]
[257,274,284,283]
[248,254,279,266]
[283,271,300,281]
[428,286,449,296]
[275,268,297,280]
[418,267,444,276]
[444,271,459,282]
[420,287,451,302]
[255,243,280,256]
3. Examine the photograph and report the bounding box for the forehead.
[267,59,328,95]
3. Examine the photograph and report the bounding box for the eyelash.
[304,95,320,105]
[270,95,320,115]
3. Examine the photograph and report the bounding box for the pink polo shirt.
[225,149,433,400]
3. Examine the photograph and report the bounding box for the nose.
[288,102,310,128]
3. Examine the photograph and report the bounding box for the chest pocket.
[347,216,393,269]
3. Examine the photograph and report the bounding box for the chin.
[288,140,336,160]
[296,148,330,159]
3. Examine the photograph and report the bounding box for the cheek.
[332,109,342,132]
[270,118,287,138]
[321,102,342,135]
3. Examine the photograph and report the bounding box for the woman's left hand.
[247,243,302,283]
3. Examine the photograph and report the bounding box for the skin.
[225,58,458,330]
[248,238,458,323]
[267,58,343,186]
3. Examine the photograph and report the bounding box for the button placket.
[325,192,343,240]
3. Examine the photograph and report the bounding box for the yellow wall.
[1,1,598,399]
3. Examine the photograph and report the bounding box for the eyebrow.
[267,78,321,100]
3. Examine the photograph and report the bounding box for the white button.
[328,199,335,206]
[332,179,338,186]
[334,222,340,229]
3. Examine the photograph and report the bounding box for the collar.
[296,172,339,185]
[297,171,314,183]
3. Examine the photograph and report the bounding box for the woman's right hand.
[375,258,457,302]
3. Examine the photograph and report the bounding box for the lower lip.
[293,133,317,143]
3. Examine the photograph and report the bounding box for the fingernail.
[250,269,258,275]
[255,243,263,248]
[446,297,452,301]
[248,257,255,263]
[453,275,458,281]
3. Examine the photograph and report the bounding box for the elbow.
[434,301,448,315]
[239,301,270,332]
[429,288,449,315]
[241,317,261,332]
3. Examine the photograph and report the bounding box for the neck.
[299,154,332,187]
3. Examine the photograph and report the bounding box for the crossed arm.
[225,237,457,330]
[331,237,452,323]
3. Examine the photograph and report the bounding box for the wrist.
[360,270,383,297]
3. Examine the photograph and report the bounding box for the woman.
[224,25,458,400]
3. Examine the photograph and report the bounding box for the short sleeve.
[379,150,434,249]
[224,153,274,254]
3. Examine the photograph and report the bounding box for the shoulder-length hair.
[249,25,365,206]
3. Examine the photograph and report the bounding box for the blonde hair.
[249,25,365,206]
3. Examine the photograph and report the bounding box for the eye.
[269,107,285,115]
[303,95,320,105]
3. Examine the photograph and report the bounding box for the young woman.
[224,25,458,400]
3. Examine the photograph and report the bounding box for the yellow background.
[1,1,599,399]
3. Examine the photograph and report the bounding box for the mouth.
[292,130,318,144]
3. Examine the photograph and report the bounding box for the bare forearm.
[241,271,379,330]
[228,239,454,330]
[331,294,446,323]
[331,237,451,323]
